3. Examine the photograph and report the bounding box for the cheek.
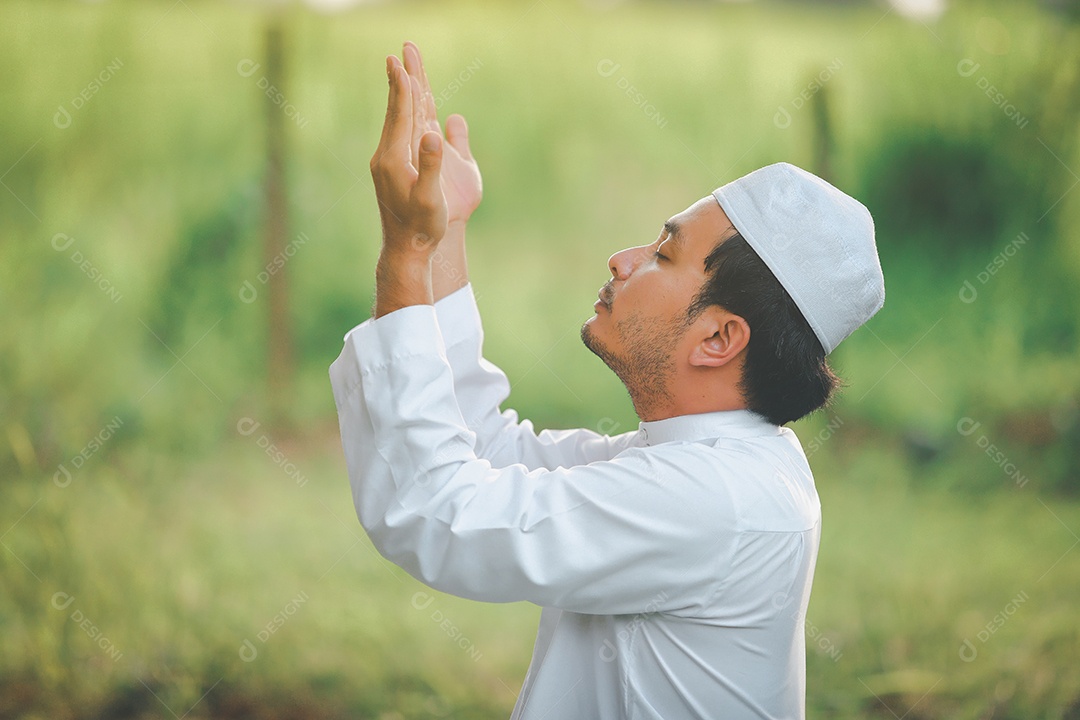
[623,271,683,317]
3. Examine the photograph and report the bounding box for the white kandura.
[330,285,822,719]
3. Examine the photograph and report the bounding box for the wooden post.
[262,15,294,429]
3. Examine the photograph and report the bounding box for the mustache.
[599,282,614,307]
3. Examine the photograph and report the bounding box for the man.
[329,42,884,719]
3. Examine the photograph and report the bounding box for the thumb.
[445,114,473,160]
[415,131,443,205]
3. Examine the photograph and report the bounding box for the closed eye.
[654,250,669,262]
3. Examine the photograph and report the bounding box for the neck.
[632,369,747,422]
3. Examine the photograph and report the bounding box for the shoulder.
[615,431,820,534]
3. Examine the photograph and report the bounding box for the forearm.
[374,247,434,319]
[430,220,470,302]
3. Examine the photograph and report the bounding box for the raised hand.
[402,42,483,227]
[369,54,446,317]
[370,54,446,251]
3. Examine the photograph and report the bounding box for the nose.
[607,245,649,281]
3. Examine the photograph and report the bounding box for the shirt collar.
[637,409,777,446]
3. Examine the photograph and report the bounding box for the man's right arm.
[403,42,637,469]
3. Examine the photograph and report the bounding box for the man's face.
[581,196,737,417]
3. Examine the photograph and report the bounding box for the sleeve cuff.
[330,304,446,408]
[338,284,477,348]
[434,283,483,350]
[346,304,447,373]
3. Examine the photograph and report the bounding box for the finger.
[401,43,425,131]
[375,55,401,153]
[414,131,444,208]
[376,57,413,167]
[403,42,424,88]
[445,114,473,161]
[404,41,440,131]
[409,74,425,168]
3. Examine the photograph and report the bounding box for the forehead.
[667,196,736,260]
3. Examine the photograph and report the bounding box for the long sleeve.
[328,304,739,616]
[433,284,641,470]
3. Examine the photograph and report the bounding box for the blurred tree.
[810,80,834,184]
[261,15,295,428]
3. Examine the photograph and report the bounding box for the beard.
[581,309,687,420]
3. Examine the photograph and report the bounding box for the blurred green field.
[3,433,1080,718]
[3,0,1080,717]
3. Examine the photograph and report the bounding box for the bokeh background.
[3,0,1080,717]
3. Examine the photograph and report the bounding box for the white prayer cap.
[711,162,885,355]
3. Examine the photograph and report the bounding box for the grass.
[2,424,1079,718]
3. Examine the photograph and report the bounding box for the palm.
[403,43,482,226]
[441,129,482,225]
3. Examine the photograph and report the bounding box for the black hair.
[687,233,840,425]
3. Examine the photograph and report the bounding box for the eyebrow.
[662,220,684,252]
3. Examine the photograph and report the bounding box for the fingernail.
[386,56,393,77]
[421,133,440,152]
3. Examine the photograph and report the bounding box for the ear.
[687,309,750,368]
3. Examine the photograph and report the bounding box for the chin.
[580,319,596,346]
[580,319,607,356]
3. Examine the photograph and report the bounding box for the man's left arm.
[329,303,732,615]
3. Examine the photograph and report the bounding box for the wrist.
[374,248,434,319]
[431,221,469,301]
